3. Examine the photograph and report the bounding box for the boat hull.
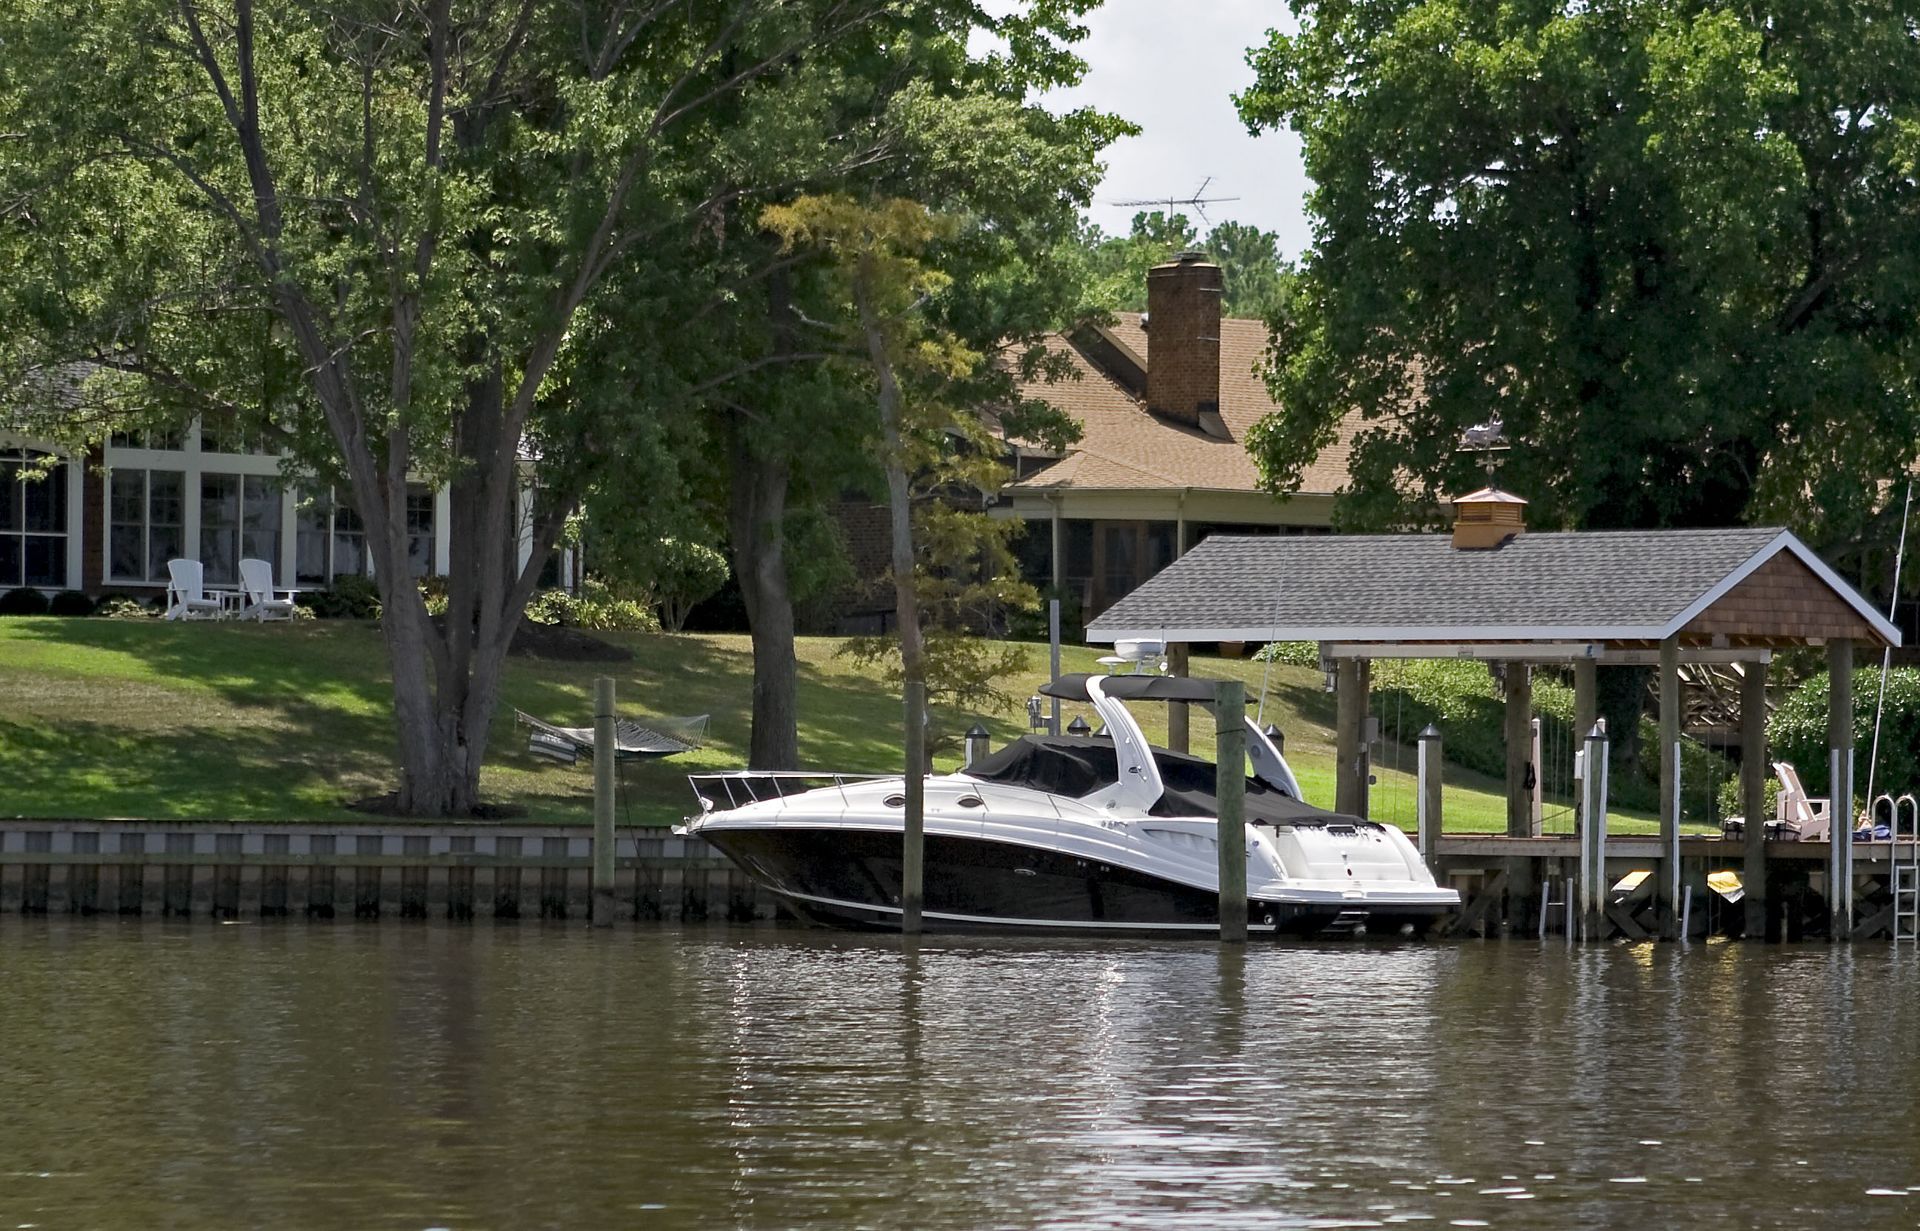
[702,825,1447,936]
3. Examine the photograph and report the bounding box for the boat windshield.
[965,736,1368,827]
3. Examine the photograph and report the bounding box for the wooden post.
[1657,636,1680,939]
[902,678,926,934]
[1335,658,1367,817]
[1580,723,1611,940]
[1416,724,1442,871]
[592,676,617,927]
[1215,681,1248,943]
[1503,663,1533,836]
[1742,658,1768,939]
[1829,639,1855,939]
[1574,658,1598,828]
[1167,643,1191,754]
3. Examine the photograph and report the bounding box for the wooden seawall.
[0,820,776,922]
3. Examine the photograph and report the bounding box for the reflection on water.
[3,922,1919,1229]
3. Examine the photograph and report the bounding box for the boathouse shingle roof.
[1085,527,1902,647]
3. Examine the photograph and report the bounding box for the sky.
[1037,1,1313,256]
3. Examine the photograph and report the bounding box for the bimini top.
[1085,527,1901,649]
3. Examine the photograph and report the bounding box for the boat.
[680,668,1460,936]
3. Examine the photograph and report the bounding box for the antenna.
[1110,176,1241,227]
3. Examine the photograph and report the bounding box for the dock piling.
[1416,725,1442,872]
[1579,723,1610,940]
[1215,681,1248,943]
[592,675,616,927]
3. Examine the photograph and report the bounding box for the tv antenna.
[1110,177,1240,227]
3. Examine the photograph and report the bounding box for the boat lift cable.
[1867,476,1914,812]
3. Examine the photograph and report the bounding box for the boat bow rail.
[688,771,890,814]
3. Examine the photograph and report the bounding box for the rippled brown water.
[4,921,1920,1229]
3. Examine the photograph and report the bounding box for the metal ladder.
[1884,794,1920,941]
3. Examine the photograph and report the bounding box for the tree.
[1073,213,1289,317]
[708,70,1116,768]
[0,0,1093,812]
[1237,1,1920,576]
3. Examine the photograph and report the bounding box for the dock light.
[964,724,991,769]
[1067,716,1092,736]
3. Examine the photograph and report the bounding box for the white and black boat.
[681,670,1459,935]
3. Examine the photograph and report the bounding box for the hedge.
[1769,668,1920,803]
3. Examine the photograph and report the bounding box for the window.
[108,427,186,451]
[333,499,368,579]
[198,473,281,585]
[406,485,435,578]
[0,449,69,589]
[108,468,184,583]
[199,422,276,456]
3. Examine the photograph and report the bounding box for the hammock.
[515,709,708,764]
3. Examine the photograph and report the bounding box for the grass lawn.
[0,617,1660,830]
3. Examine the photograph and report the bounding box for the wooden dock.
[0,819,775,922]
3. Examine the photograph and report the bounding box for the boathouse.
[1086,492,1904,941]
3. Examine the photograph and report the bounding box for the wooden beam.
[1657,636,1680,938]
[1830,638,1855,938]
[1742,658,1768,939]
[1504,663,1534,837]
[1215,681,1248,943]
[1166,642,1191,755]
[1335,658,1369,817]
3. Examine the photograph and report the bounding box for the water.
[4,922,1920,1229]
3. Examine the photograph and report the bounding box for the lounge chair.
[1771,761,1831,842]
[238,557,296,621]
[165,558,225,621]
[1720,761,1833,842]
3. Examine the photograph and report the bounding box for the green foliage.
[1237,1,1920,557]
[525,579,659,633]
[1252,641,1320,667]
[98,597,156,620]
[299,577,382,621]
[1770,669,1920,801]
[1717,775,1781,825]
[0,589,50,616]
[47,591,96,617]
[1071,213,1292,319]
[840,633,1032,752]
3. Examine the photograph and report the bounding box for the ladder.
[1888,794,1920,942]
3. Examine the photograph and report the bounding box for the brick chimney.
[1451,487,1528,550]
[1145,252,1222,431]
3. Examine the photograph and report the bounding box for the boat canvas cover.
[966,736,1371,828]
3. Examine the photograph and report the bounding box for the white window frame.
[0,438,82,592]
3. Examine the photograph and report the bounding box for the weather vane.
[1110,177,1241,227]
[1458,414,1508,486]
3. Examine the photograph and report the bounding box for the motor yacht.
[681,664,1459,935]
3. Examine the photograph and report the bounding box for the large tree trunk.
[729,428,800,770]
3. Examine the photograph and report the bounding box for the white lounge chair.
[1771,761,1832,842]
[165,558,225,621]
[238,557,297,621]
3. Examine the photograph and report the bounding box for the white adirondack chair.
[165,558,225,621]
[1771,761,1832,842]
[238,557,297,622]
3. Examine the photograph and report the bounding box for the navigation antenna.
[1110,177,1241,227]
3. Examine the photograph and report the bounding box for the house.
[997,251,1359,619]
[0,419,571,600]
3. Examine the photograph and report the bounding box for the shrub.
[98,596,156,619]
[1770,668,1920,802]
[1717,774,1781,823]
[48,590,96,617]
[1252,640,1320,667]
[298,574,382,620]
[0,588,51,616]
[648,539,729,632]
[524,579,659,632]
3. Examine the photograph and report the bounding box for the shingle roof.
[1008,314,1360,497]
[1086,526,1899,645]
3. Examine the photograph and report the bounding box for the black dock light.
[1067,715,1092,737]
[964,724,991,769]
[1264,723,1285,756]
